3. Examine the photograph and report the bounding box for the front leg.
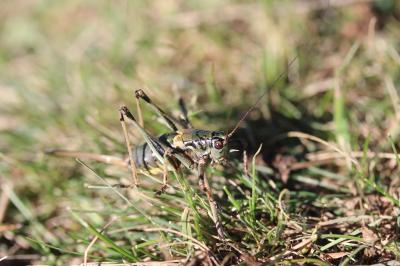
[198,157,225,240]
[155,148,176,196]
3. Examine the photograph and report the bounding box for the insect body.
[119,92,229,239]
[125,129,226,180]
[133,129,226,172]
[118,90,228,176]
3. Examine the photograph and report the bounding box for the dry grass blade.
[318,215,393,227]
[81,260,183,266]
[306,151,400,161]
[286,131,361,171]
[83,217,117,266]
[0,182,10,224]
[3,1,400,264]
[142,228,210,254]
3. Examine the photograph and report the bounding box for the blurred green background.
[1,0,400,265]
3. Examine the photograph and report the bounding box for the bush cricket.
[49,89,231,239]
[48,57,297,240]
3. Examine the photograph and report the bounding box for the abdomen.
[130,143,159,172]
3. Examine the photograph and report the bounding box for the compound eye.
[213,140,224,150]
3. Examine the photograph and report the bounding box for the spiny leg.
[120,105,167,165]
[198,158,225,240]
[135,89,187,130]
[155,148,174,196]
[178,98,192,129]
[120,105,194,170]
[135,91,144,127]
[119,110,138,187]
[120,105,197,198]
[121,105,182,190]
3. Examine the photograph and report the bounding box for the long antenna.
[226,56,298,139]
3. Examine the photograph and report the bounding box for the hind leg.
[135,89,191,130]
[178,98,192,129]
[119,110,139,187]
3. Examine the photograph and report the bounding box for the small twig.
[287,150,400,174]
[0,224,20,232]
[302,78,335,98]
[0,183,11,223]
[287,131,361,171]
[46,150,126,167]
[306,151,400,161]
[277,189,302,231]
[243,150,249,178]
[289,159,340,171]
[318,215,393,227]
[291,234,318,251]
[142,227,210,253]
[278,189,290,221]
[85,115,122,144]
[81,259,183,266]
[0,254,41,260]
[227,179,246,196]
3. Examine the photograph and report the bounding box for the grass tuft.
[1,0,400,265]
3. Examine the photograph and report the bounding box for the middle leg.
[155,148,176,196]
